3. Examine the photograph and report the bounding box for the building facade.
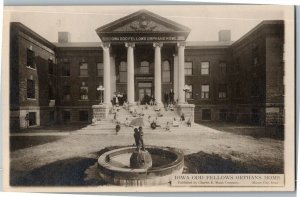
[9,10,284,130]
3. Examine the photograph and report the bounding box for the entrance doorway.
[138,82,152,104]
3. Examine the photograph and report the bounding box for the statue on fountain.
[134,127,145,150]
[130,126,152,169]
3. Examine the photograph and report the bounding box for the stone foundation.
[92,104,111,120]
[177,103,195,122]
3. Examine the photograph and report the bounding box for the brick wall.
[10,23,56,129]
[10,21,285,129]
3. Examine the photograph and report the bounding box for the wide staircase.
[117,105,181,127]
[73,105,202,135]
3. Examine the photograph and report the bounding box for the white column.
[173,54,179,102]
[110,56,116,97]
[125,42,135,105]
[153,42,163,105]
[102,43,111,105]
[177,42,185,104]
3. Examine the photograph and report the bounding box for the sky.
[4,5,292,43]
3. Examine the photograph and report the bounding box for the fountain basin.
[98,146,184,186]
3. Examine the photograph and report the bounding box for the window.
[162,60,171,82]
[186,85,193,99]
[202,109,211,121]
[62,62,70,76]
[138,82,152,88]
[201,62,209,75]
[80,82,88,100]
[28,112,37,126]
[218,84,227,99]
[119,61,127,83]
[140,61,149,74]
[48,84,55,100]
[219,109,228,121]
[184,62,192,75]
[79,110,89,122]
[63,111,71,122]
[48,59,54,75]
[97,63,103,76]
[252,46,259,66]
[79,62,88,76]
[63,85,71,101]
[27,49,35,69]
[219,61,226,74]
[96,84,103,100]
[27,79,35,99]
[201,85,209,99]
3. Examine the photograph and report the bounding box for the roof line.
[11,22,56,49]
[96,9,191,33]
[231,20,284,47]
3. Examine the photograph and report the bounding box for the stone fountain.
[97,146,184,186]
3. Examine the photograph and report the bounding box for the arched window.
[140,61,150,74]
[119,61,127,83]
[162,60,171,82]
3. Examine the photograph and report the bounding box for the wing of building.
[9,10,284,130]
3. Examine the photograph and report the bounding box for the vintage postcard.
[2,5,295,192]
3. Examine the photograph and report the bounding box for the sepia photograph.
[2,5,295,192]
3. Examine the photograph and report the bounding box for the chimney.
[58,32,70,43]
[218,30,231,42]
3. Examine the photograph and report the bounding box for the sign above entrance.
[96,9,190,43]
[101,35,186,42]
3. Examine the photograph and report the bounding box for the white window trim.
[200,61,210,75]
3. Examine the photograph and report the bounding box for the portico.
[93,9,194,120]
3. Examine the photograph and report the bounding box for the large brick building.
[9,10,284,130]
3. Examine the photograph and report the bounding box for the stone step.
[85,124,202,131]
[72,127,205,135]
[81,126,116,130]
[90,123,116,126]
[96,119,114,122]
[93,121,115,124]
[94,122,115,125]
[93,122,114,125]
[80,128,115,131]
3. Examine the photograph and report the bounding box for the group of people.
[164,89,175,106]
[111,96,192,135]
[140,94,156,105]
[148,116,191,130]
[112,92,127,106]
[111,88,176,107]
